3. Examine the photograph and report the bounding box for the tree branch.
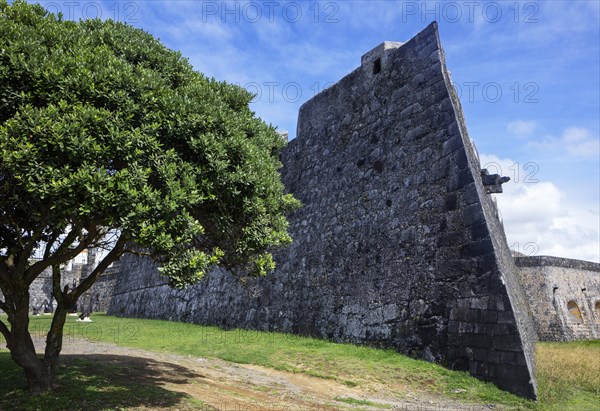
[0,299,8,313]
[14,226,45,277]
[43,231,61,261]
[0,261,10,291]
[24,224,97,286]
[70,235,127,301]
[51,224,83,257]
[0,318,10,345]
[51,265,64,306]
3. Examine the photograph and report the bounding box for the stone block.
[500,351,517,365]
[487,350,501,364]
[497,311,515,324]
[482,310,498,324]
[442,135,462,156]
[492,335,525,352]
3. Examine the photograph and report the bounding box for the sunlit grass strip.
[536,340,600,410]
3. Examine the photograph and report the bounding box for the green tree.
[0,1,299,393]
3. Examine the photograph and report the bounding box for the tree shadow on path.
[0,352,207,410]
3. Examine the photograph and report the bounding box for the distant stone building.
[516,256,599,341]
[1,249,118,315]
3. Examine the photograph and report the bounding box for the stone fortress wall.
[11,22,599,401]
[15,251,598,344]
[108,22,545,398]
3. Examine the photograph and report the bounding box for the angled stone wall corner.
[435,24,538,399]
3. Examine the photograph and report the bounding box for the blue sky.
[36,1,600,262]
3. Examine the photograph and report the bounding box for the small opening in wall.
[595,302,600,323]
[567,300,583,323]
[373,58,382,75]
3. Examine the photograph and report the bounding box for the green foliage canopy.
[0,0,299,287]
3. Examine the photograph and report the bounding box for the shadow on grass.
[0,352,205,411]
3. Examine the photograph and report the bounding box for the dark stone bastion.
[107,23,543,399]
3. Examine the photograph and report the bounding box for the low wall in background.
[516,256,600,341]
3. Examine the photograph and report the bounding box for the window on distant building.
[567,300,583,323]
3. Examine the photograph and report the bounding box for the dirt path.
[34,338,503,410]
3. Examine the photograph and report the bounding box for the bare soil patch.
[34,338,503,410]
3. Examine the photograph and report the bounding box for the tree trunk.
[5,290,55,393]
[2,240,125,393]
[42,304,68,384]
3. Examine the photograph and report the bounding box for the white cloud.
[562,127,600,157]
[507,120,536,138]
[529,127,600,159]
[480,154,600,263]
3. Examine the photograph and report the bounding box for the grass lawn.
[1,314,599,410]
